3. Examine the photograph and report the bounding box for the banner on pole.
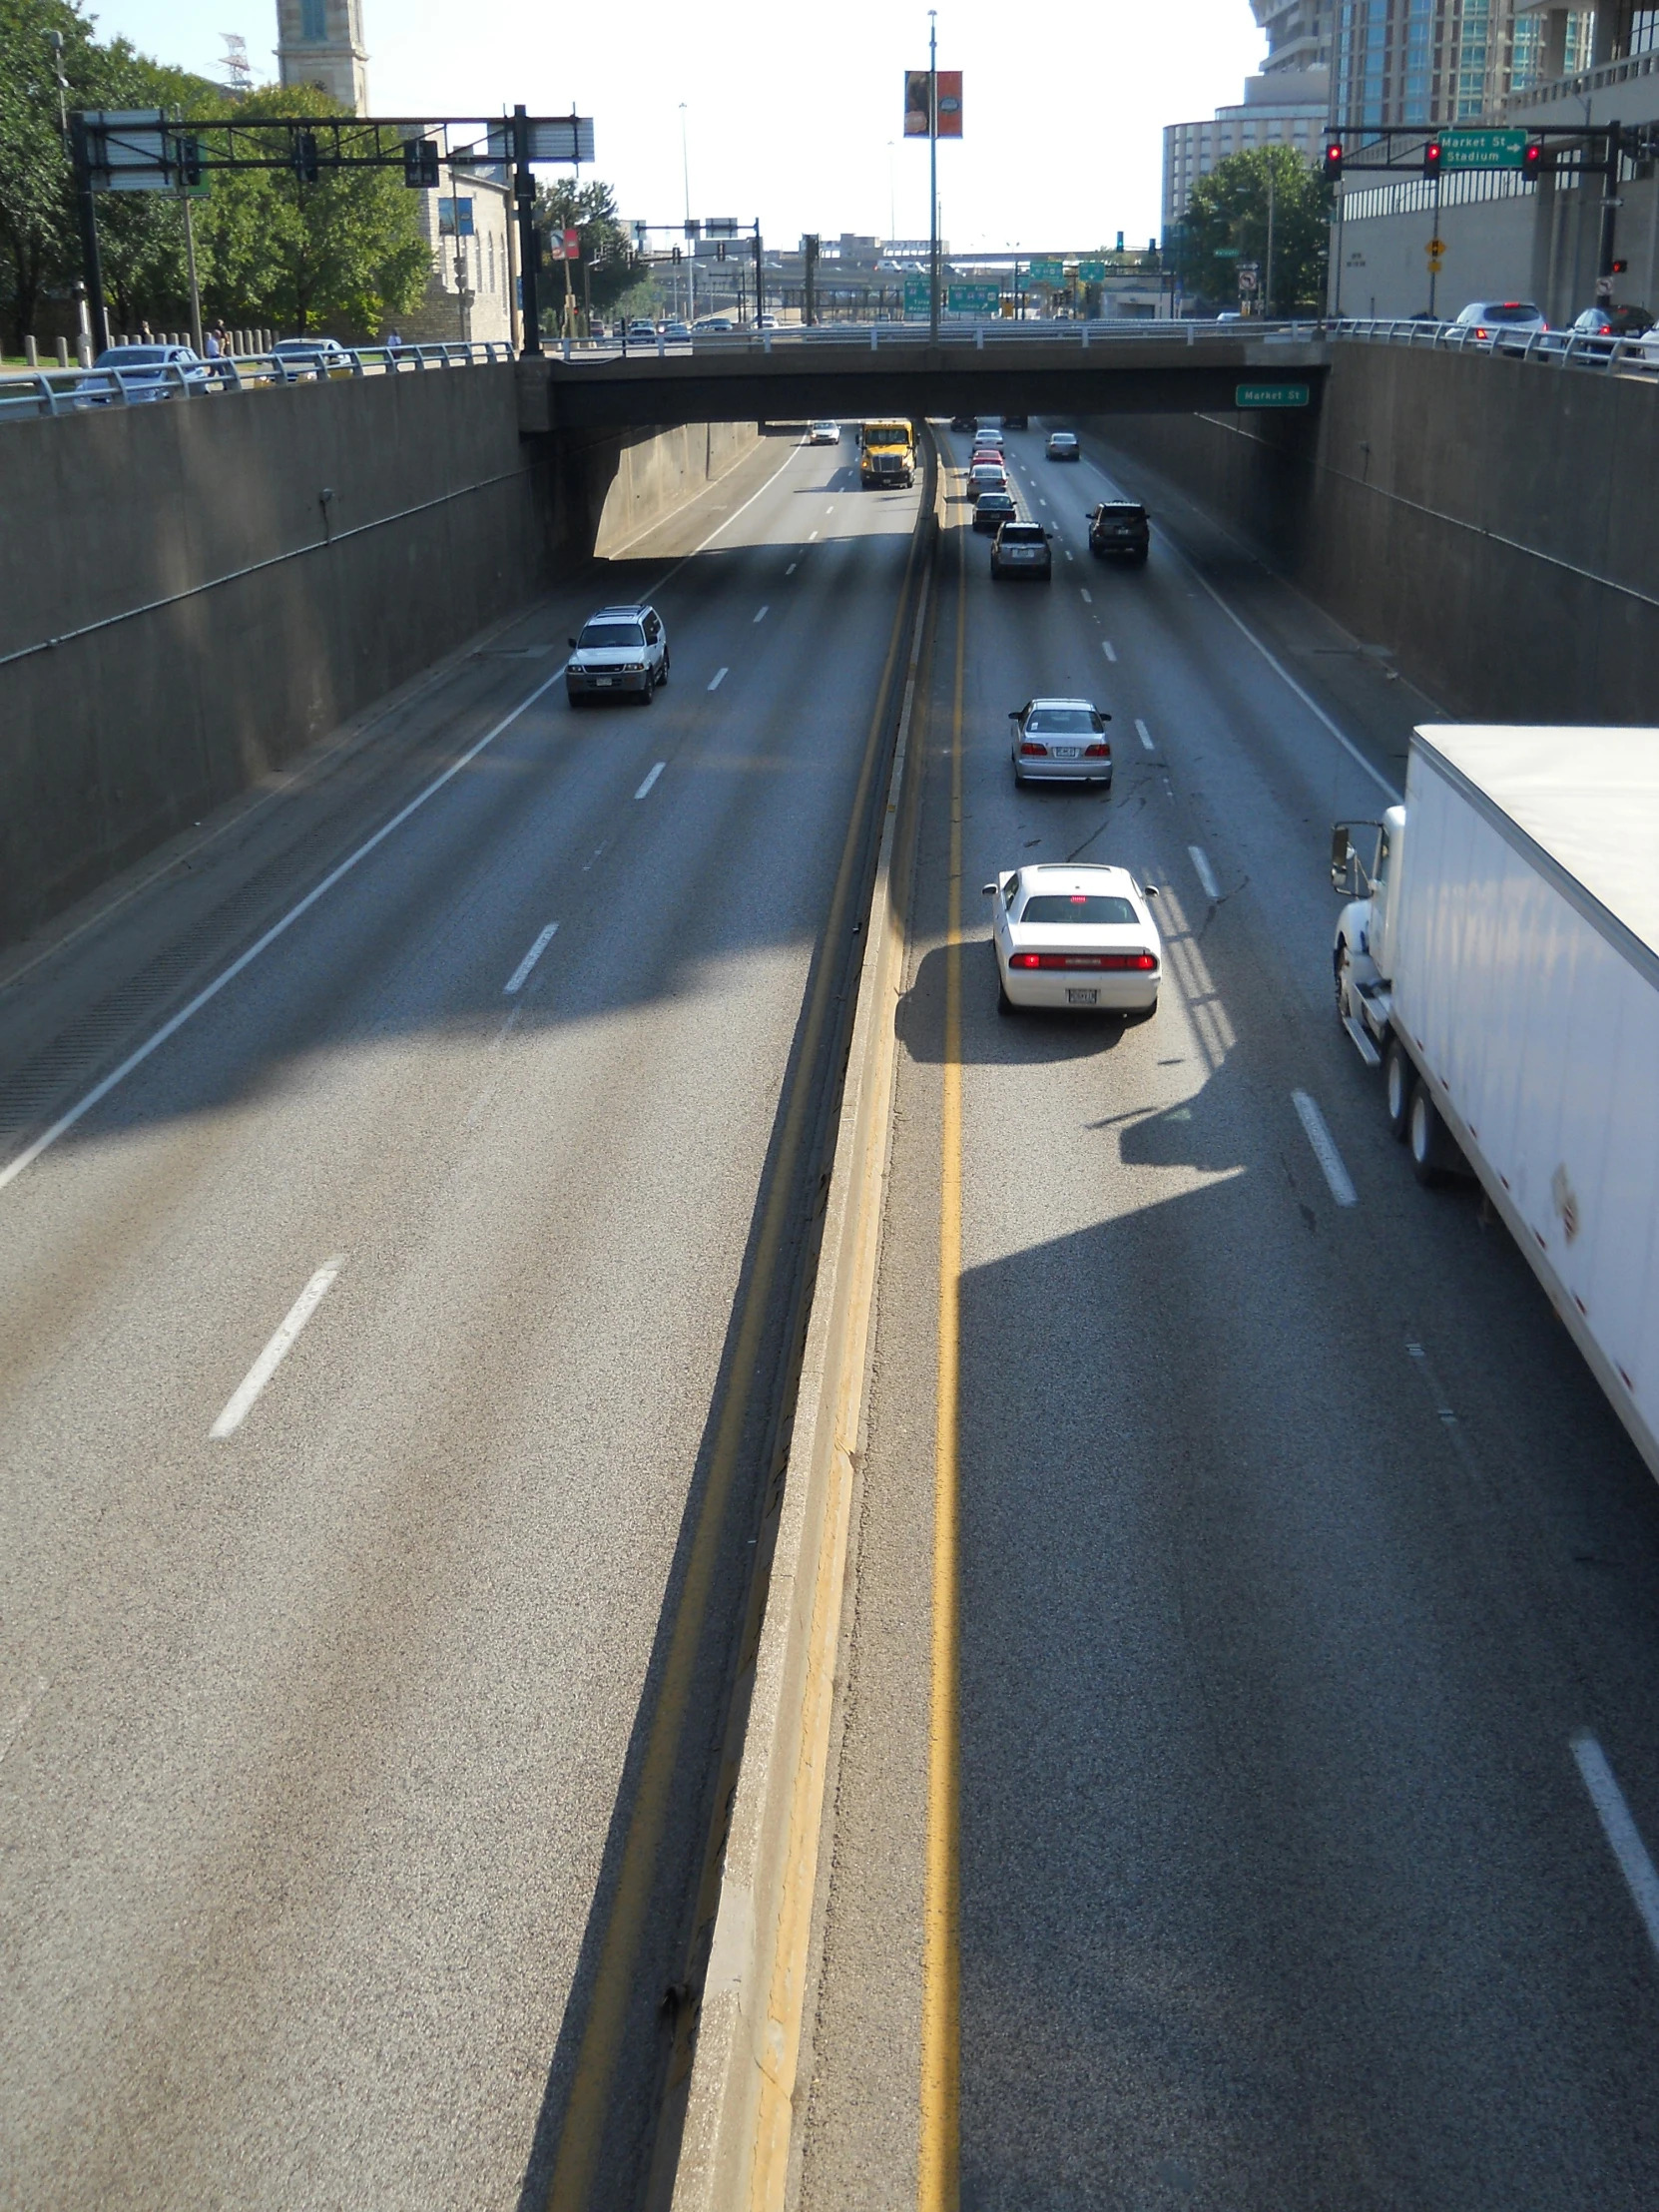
[903,69,962,136]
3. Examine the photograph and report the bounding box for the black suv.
[1087,501,1150,565]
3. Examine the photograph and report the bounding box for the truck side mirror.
[1331,823,1354,891]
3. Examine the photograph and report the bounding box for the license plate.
[1067,987,1099,1005]
[1053,746,1079,760]
[595,678,613,687]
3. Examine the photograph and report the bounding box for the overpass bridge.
[515,321,1334,432]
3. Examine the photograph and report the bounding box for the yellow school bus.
[859,418,916,488]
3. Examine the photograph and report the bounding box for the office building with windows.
[1163,71,1331,236]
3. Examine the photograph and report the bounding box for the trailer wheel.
[1408,1079,1451,1187]
[1383,1037,1412,1141]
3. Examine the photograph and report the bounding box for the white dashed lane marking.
[210,1260,342,1440]
[1292,1090,1358,1209]
[1574,1733,1659,1962]
[1102,640,1117,663]
[635,762,666,800]
[1136,719,1154,752]
[708,667,728,692]
[504,920,558,995]
[1188,843,1220,901]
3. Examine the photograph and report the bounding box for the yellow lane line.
[918,488,967,2212]
[546,507,927,2212]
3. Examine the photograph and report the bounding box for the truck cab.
[859,419,916,488]
[1331,805,1406,1065]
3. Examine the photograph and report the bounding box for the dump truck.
[1332,725,1659,1480]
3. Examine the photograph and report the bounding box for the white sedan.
[809,420,840,444]
[984,863,1161,1015]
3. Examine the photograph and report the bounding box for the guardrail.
[549,316,1326,363]
[0,338,515,424]
[1333,314,1659,377]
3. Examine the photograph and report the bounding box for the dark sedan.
[973,489,1018,535]
[1087,500,1150,564]
[990,520,1052,579]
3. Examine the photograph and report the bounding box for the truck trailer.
[1332,726,1659,1481]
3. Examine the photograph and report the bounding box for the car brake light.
[1084,743,1110,758]
[1008,951,1158,971]
[1019,741,1048,758]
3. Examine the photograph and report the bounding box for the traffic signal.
[1522,139,1543,178]
[178,136,203,189]
[672,245,683,264]
[294,131,320,185]
[1323,138,1344,181]
[403,138,438,189]
[1423,136,1442,178]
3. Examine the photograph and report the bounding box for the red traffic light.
[1423,137,1443,177]
[1522,140,1543,176]
[1323,138,1344,180]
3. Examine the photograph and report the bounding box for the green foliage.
[0,6,429,348]
[534,177,646,327]
[1178,144,1331,315]
[193,85,429,338]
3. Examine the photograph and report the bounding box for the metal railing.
[1333,315,1659,378]
[0,338,515,424]
[544,316,1329,364]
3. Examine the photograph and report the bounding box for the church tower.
[276,0,368,114]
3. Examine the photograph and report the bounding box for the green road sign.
[903,276,929,315]
[1028,259,1064,284]
[1236,382,1310,408]
[947,281,1000,314]
[1077,260,1107,282]
[1213,246,1241,259]
[1441,127,1527,170]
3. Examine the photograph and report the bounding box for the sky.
[81,0,1267,252]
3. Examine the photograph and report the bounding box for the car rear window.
[1097,504,1146,520]
[1020,894,1138,924]
[579,622,645,649]
[978,494,1014,511]
[1482,302,1542,322]
[98,347,170,365]
[1000,525,1043,542]
[1024,708,1098,734]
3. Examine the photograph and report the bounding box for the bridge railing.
[547,317,1328,363]
[1333,316,1659,379]
[0,338,515,425]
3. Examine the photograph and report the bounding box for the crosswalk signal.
[1423,136,1443,179]
[1323,138,1344,181]
[403,138,439,189]
[294,130,320,185]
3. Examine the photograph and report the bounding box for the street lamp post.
[928,9,940,343]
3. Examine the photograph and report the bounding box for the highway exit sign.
[1236,382,1310,408]
[947,281,1000,314]
[1441,127,1527,170]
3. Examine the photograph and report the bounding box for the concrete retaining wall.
[1095,339,1659,725]
[0,371,756,947]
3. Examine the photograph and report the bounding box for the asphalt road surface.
[797,425,1659,2210]
[0,430,923,2210]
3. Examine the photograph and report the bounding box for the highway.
[796,426,1659,2208]
[0,430,923,2209]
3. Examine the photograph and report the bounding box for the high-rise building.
[1252,2,1337,72]
[1326,2,1604,130]
[1164,71,1331,235]
[276,0,368,114]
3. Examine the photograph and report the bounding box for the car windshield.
[96,347,170,366]
[1024,708,1097,734]
[1020,893,1137,924]
[579,622,645,650]
[1000,526,1044,543]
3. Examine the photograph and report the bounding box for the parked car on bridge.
[1045,430,1080,460]
[271,336,349,380]
[660,320,692,344]
[1451,299,1548,345]
[990,520,1052,579]
[625,318,658,344]
[694,315,736,332]
[1570,302,1652,338]
[565,603,670,705]
[973,488,1018,534]
[1087,500,1151,564]
[985,861,1161,1015]
[74,343,212,405]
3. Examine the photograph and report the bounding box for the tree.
[193,84,429,338]
[1178,144,1331,316]
[533,177,645,331]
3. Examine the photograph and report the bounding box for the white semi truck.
[1331,725,1659,1482]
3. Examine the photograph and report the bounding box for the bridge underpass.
[2,338,1657,2211]
[516,327,1333,433]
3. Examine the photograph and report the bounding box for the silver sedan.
[1009,697,1113,788]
